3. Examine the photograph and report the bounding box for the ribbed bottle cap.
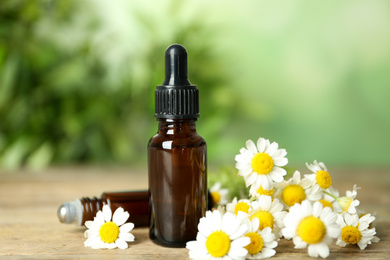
[155,44,199,119]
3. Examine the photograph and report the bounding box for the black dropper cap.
[154,44,199,119]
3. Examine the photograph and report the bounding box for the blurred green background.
[1,0,390,171]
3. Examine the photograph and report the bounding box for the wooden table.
[0,167,389,259]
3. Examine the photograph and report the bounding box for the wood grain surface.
[0,167,389,259]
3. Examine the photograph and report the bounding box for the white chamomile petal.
[84,220,95,229]
[261,247,276,258]
[116,239,128,249]
[113,208,129,226]
[266,142,278,156]
[272,148,286,160]
[282,227,294,239]
[229,244,250,259]
[348,200,360,214]
[269,168,285,182]
[119,232,135,242]
[318,162,327,171]
[246,139,258,154]
[301,200,313,216]
[198,219,212,237]
[211,210,223,230]
[223,212,240,236]
[102,205,112,222]
[274,157,288,167]
[257,138,266,152]
[120,222,134,233]
[231,236,251,248]
[241,167,253,176]
[94,210,105,226]
[312,242,330,258]
[328,224,341,239]
[210,182,221,191]
[293,236,307,248]
[358,221,369,231]
[250,217,260,232]
[84,229,98,239]
[246,172,258,185]
[312,200,323,217]
[344,212,353,225]
[230,223,249,240]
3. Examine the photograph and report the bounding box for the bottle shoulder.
[148,132,206,149]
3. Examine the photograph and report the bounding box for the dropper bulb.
[155,44,199,119]
[163,44,191,86]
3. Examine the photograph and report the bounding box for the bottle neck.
[80,197,103,224]
[157,118,197,134]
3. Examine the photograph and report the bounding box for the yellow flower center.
[251,153,274,175]
[282,185,306,207]
[316,170,332,189]
[211,191,221,204]
[250,211,274,230]
[234,202,250,215]
[256,186,275,196]
[99,221,120,243]
[245,232,264,255]
[341,226,362,244]
[297,216,326,244]
[206,231,231,257]
[318,199,333,210]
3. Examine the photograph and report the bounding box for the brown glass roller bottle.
[148,44,207,247]
[57,190,213,228]
[57,190,149,227]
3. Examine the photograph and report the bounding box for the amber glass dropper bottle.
[148,44,207,247]
[57,190,149,227]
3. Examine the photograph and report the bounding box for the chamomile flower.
[84,205,135,249]
[282,200,341,258]
[242,216,278,259]
[186,210,250,260]
[210,182,229,206]
[336,212,377,250]
[249,195,286,237]
[227,197,252,215]
[305,161,332,190]
[305,161,338,201]
[235,137,288,191]
[274,171,313,208]
[336,185,360,214]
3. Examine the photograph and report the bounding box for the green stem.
[323,190,338,200]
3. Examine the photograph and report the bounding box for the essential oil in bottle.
[57,190,149,227]
[148,44,207,247]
